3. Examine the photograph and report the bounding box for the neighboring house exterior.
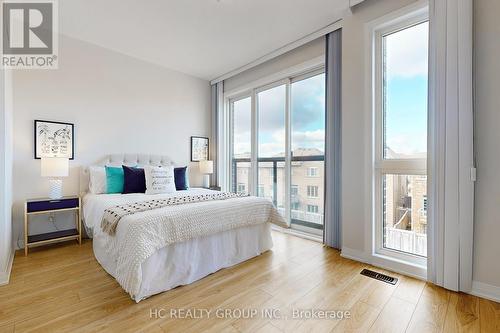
[383,148,428,256]
[233,148,325,228]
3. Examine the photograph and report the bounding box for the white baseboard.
[341,246,427,281]
[471,281,500,303]
[0,249,14,286]
[340,246,369,263]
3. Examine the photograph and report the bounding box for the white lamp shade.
[41,158,69,177]
[199,160,213,174]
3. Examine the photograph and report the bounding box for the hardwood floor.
[1,231,498,333]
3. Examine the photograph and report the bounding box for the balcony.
[232,155,325,231]
[385,227,427,257]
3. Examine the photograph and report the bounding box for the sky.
[385,21,429,157]
[233,21,428,158]
[233,74,325,157]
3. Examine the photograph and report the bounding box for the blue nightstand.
[24,196,81,256]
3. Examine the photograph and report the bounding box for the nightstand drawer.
[27,198,79,213]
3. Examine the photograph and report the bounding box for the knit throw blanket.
[101,192,248,235]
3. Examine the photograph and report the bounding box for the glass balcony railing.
[231,155,325,231]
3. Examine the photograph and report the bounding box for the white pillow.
[144,165,176,195]
[89,166,106,194]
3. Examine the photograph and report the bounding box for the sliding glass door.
[290,73,325,234]
[231,96,251,194]
[229,70,325,235]
[257,84,287,216]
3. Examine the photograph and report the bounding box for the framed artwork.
[34,120,75,160]
[191,136,209,162]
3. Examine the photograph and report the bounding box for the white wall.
[341,0,418,255]
[473,0,500,290]
[0,69,14,283]
[11,35,211,247]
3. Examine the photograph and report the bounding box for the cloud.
[258,129,325,156]
[233,74,325,136]
[258,85,286,132]
[386,132,427,156]
[291,74,325,130]
[233,131,251,155]
[293,129,324,143]
[232,74,326,157]
[385,21,428,79]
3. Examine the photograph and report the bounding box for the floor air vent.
[360,269,398,285]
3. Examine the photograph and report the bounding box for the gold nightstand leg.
[78,197,82,245]
[24,203,28,256]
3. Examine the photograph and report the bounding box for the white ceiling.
[59,0,349,81]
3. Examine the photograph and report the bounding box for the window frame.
[373,12,429,267]
[307,185,319,198]
[307,205,319,213]
[257,184,265,197]
[237,183,246,193]
[307,167,319,177]
[229,94,252,194]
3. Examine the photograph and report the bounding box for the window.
[237,183,246,193]
[257,84,286,210]
[258,184,265,197]
[383,174,427,256]
[307,205,319,213]
[231,97,251,194]
[307,185,319,198]
[307,167,318,177]
[291,73,325,233]
[228,70,325,236]
[374,18,429,260]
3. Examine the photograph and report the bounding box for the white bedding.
[83,189,276,301]
[83,188,216,236]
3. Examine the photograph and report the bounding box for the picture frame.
[191,136,209,162]
[34,120,75,160]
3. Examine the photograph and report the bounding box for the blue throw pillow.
[105,166,125,194]
[174,167,189,190]
[122,166,146,194]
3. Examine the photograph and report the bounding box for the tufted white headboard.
[80,154,175,195]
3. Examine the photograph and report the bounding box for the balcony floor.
[1,231,497,332]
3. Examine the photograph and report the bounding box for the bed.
[81,154,286,302]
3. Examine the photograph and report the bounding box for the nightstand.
[24,196,81,256]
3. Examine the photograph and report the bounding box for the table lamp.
[199,160,213,189]
[41,157,69,199]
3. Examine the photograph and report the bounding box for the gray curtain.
[323,29,342,249]
[210,81,223,187]
[210,84,218,186]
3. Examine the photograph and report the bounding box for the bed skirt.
[93,223,273,302]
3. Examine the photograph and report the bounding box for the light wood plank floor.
[1,231,498,333]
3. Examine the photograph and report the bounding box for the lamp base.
[48,179,63,199]
[202,175,210,189]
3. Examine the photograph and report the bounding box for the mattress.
[82,189,274,301]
